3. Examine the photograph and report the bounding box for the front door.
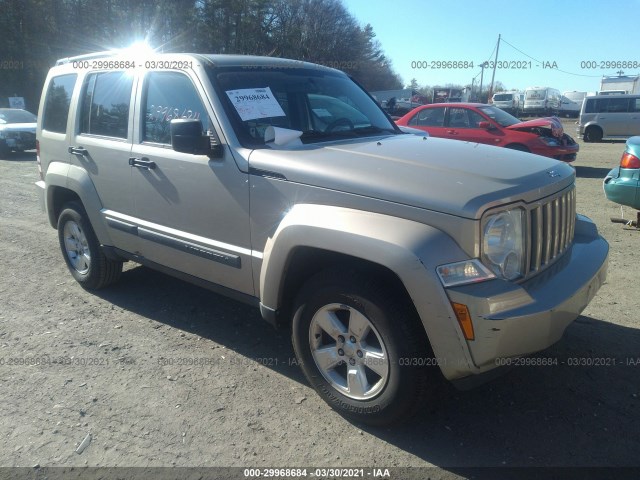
[129,70,253,295]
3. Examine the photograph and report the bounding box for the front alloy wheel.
[292,268,438,426]
[309,303,390,400]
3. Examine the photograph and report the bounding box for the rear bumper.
[444,214,608,377]
[604,167,640,209]
[35,180,46,213]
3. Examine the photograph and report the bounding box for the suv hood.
[506,117,563,138]
[247,135,574,219]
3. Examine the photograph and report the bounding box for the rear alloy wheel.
[583,126,603,143]
[57,201,123,289]
[291,269,438,426]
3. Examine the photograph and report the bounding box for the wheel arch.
[259,204,476,379]
[44,162,112,245]
[583,123,603,141]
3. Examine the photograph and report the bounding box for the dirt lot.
[1,120,639,478]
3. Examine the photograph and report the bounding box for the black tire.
[505,143,530,153]
[291,268,439,426]
[583,126,603,143]
[0,142,10,157]
[57,201,123,289]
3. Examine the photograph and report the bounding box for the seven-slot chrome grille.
[526,186,576,276]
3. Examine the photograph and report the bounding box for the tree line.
[0,0,403,111]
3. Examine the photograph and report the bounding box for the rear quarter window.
[42,74,77,133]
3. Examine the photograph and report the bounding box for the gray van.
[559,91,586,118]
[491,91,521,115]
[578,94,640,142]
[523,87,561,116]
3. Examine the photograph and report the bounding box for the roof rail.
[55,51,115,66]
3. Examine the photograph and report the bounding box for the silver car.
[0,108,37,155]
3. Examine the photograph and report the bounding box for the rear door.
[129,69,253,295]
[625,97,640,136]
[406,106,447,136]
[70,70,138,253]
[600,97,632,137]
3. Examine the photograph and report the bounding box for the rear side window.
[80,72,134,139]
[142,72,210,145]
[409,108,445,127]
[42,74,77,133]
[586,98,633,114]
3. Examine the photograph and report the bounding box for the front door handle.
[446,130,458,135]
[129,157,156,170]
[68,146,89,156]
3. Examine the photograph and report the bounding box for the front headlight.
[482,209,525,280]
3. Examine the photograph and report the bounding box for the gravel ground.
[0,119,639,478]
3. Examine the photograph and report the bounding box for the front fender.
[260,204,478,379]
[44,162,112,245]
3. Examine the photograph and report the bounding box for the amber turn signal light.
[451,303,475,341]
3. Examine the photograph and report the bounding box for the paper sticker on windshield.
[225,87,285,121]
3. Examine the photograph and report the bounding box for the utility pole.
[479,62,488,102]
[488,34,501,101]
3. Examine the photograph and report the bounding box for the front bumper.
[445,214,608,375]
[2,135,36,151]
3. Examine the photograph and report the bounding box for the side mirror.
[478,121,492,129]
[170,119,223,157]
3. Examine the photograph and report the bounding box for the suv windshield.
[0,109,37,124]
[493,94,513,101]
[477,106,520,127]
[209,66,397,147]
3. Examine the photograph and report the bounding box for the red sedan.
[396,103,579,161]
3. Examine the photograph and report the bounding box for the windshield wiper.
[352,125,397,135]
[300,129,357,142]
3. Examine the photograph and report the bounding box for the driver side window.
[142,72,211,145]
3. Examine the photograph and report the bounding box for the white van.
[578,94,640,142]
[523,87,561,116]
[491,91,521,115]
[559,91,586,118]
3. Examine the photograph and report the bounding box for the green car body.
[604,136,640,209]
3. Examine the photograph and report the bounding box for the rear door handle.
[446,130,458,135]
[129,157,156,170]
[68,146,88,156]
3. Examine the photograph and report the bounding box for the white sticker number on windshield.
[226,87,285,121]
